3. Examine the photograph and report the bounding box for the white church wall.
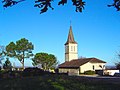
[80,62,92,73]
[80,62,106,73]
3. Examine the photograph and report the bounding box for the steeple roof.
[65,26,77,45]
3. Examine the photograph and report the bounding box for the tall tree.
[16,38,34,69]
[32,52,57,70]
[6,38,34,70]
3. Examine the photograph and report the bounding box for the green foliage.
[32,52,57,70]
[3,58,12,70]
[84,70,95,75]
[6,42,16,57]
[5,38,34,69]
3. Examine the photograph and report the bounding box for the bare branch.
[34,0,54,14]
[2,0,25,8]
[108,0,120,11]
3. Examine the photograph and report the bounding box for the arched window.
[93,65,95,70]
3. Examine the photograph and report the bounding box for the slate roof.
[65,26,77,45]
[58,58,106,68]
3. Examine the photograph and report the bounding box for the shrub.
[0,71,22,78]
[22,67,52,77]
[22,67,44,77]
[84,70,95,75]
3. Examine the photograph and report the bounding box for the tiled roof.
[59,58,106,68]
[65,26,77,45]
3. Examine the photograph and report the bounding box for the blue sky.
[0,0,120,66]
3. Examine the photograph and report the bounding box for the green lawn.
[0,74,120,90]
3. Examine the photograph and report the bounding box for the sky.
[0,0,120,67]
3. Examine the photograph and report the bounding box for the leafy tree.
[6,38,34,70]
[3,58,12,70]
[32,52,57,70]
[1,0,120,14]
[15,38,34,69]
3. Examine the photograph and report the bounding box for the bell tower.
[65,25,78,62]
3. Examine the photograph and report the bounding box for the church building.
[58,25,106,75]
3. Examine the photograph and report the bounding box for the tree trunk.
[22,51,25,70]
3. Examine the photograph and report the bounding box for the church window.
[93,65,95,70]
[66,46,69,52]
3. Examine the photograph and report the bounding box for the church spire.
[64,25,78,62]
[65,25,77,45]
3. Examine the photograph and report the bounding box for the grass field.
[0,74,120,90]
